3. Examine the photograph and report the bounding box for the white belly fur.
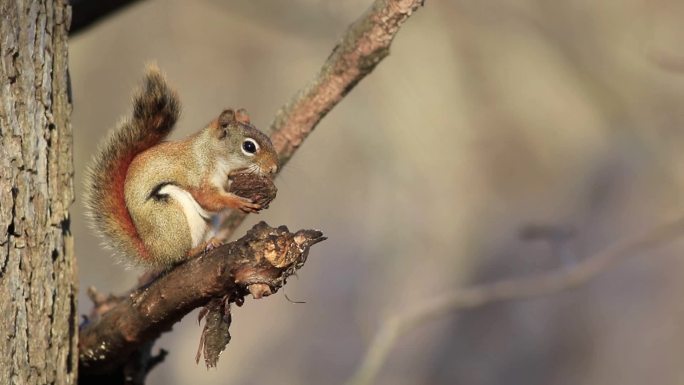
[158,185,211,247]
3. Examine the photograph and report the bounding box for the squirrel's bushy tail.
[84,66,180,261]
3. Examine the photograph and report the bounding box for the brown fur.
[84,66,180,264]
[188,182,260,213]
[84,68,278,268]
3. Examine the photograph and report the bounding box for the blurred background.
[70,1,684,384]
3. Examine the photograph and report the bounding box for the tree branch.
[78,222,325,378]
[70,0,144,35]
[345,217,684,385]
[78,0,423,380]
[216,0,425,241]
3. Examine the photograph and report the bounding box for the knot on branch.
[194,222,325,367]
[231,222,325,290]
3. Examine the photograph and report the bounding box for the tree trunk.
[0,1,77,384]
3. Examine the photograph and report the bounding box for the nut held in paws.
[228,171,278,208]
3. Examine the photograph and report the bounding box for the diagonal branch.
[70,0,144,35]
[78,0,423,380]
[345,217,684,385]
[78,222,325,378]
[216,0,425,241]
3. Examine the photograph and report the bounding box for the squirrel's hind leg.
[186,237,223,258]
[129,194,198,267]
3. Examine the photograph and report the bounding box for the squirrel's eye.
[242,138,258,156]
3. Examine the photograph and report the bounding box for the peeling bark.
[0,1,77,384]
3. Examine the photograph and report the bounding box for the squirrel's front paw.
[231,194,263,213]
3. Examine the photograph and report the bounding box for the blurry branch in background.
[70,0,144,35]
[345,217,684,385]
[519,224,577,265]
[647,48,684,74]
[216,0,425,241]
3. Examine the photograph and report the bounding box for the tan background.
[71,1,684,384]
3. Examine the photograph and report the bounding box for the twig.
[345,217,684,385]
[216,0,424,241]
[78,222,325,378]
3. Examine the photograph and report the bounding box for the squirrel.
[84,66,279,268]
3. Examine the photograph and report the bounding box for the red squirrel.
[84,66,278,267]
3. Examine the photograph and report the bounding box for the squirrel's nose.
[262,163,277,175]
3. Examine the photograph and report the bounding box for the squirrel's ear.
[235,108,251,124]
[218,109,236,128]
[215,109,236,139]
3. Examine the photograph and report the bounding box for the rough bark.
[0,1,77,384]
[78,222,325,381]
